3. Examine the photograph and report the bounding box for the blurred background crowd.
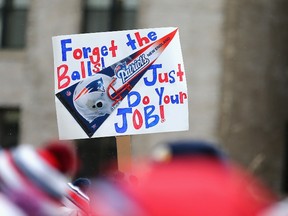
[0,139,287,216]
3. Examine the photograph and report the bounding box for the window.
[74,137,117,179]
[82,0,138,33]
[0,107,20,149]
[0,0,30,49]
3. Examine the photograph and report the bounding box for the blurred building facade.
[0,0,287,194]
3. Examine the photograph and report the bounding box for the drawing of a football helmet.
[73,73,116,123]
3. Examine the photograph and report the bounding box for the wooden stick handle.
[116,135,132,172]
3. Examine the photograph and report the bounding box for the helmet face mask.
[73,74,115,123]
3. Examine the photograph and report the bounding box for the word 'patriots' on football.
[116,54,150,84]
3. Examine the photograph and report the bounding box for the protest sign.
[52,27,189,139]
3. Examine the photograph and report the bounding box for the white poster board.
[52,27,189,139]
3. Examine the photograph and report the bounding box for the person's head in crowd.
[0,139,78,216]
[89,139,278,216]
[60,178,91,216]
[151,139,227,162]
[72,177,92,194]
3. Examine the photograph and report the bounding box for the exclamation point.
[160,105,165,123]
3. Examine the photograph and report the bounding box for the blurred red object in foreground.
[90,155,277,216]
[38,139,78,177]
[124,157,277,216]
